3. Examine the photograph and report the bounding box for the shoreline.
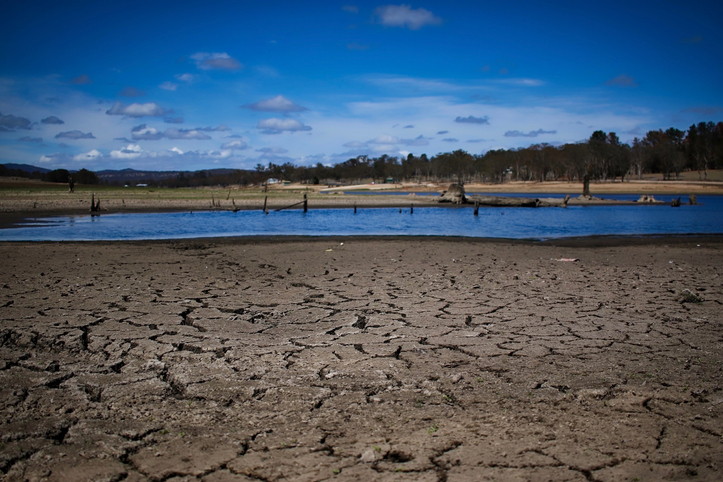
[2,233,723,249]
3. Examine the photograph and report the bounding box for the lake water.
[2,194,722,241]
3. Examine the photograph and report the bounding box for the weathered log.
[689,194,697,205]
[467,195,539,207]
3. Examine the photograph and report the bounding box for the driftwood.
[467,195,540,207]
[689,194,698,205]
[463,194,570,208]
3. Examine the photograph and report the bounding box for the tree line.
[0,166,99,185]
[253,121,723,186]
[3,121,722,187]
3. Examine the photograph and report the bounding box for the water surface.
[2,195,721,241]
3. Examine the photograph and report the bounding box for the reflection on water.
[2,195,722,241]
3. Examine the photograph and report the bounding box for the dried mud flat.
[0,238,722,481]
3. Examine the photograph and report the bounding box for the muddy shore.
[1,237,722,481]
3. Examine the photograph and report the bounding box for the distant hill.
[2,164,246,184]
[96,168,243,183]
[95,168,181,183]
[2,163,51,174]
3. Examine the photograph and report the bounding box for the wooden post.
[354,203,357,213]
[263,196,268,214]
[474,200,479,216]
[303,194,308,213]
[410,204,413,214]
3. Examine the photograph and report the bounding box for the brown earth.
[1,237,722,481]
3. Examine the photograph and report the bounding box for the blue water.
[2,195,722,241]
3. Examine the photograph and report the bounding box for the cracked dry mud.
[0,238,722,481]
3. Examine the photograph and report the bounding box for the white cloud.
[73,149,102,162]
[257,118,312,134]
[106,102,166,117]
[370,134,399,144]
[175,73,195,83]
[159,81,178,91]
[130,124,225,141]
[222,140,249,150]
[374,5,442,30]
[163,128,211,140]
[190,52,242,71]
[342,141,367,148]
[244,95,307,113]
[110,144,143,159]
[38,153,72,164]
[131,124,163,140]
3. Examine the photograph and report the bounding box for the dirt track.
[1,238,722,481]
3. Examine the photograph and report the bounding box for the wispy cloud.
[374,5,442,30]
[342,5,358,14]
[681,35,703,44]
[256,147,289,154]
[347,43,370,51]
[243,95,307,113]
[504,128,556,138]
[106,102,166,117]
[164,128,212,140]
[130,124,219,141]
[605,74,637,87]
[191,52,242,71]
[71,74,92,85]
[18,136,42,143]
[455,115,489,125]
[222,140,249,150]
[55,130,96,139]
[682,105,722,116]
[493,78,545,87]
[175,73,195,83]
[257,118,312,134]
[159,81,178,91]
[442,138,458,142]
[119,86,146,97]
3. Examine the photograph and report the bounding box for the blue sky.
[1,1,721,172]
